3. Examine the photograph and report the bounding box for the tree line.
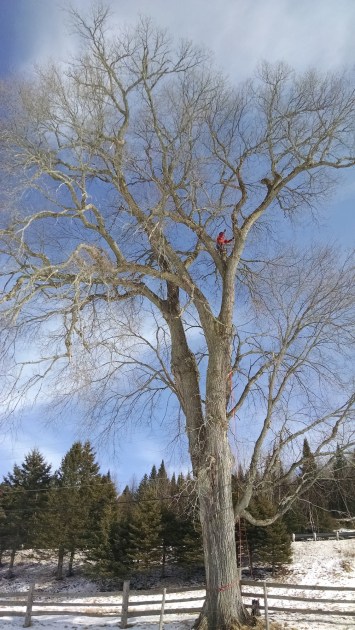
[0,439,354,582]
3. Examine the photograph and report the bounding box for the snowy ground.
[0,539,354,629]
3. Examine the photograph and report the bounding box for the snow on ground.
[0,540,354,629]
[266,538,355,630]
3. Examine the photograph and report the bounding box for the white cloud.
[14,0,355,80]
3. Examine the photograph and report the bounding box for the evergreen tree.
[39,441,109,579]
[0,483,12,565]
[2,449,52,567]
[149,465,157,481]
[246,495,292,576]
[94,483,139,579]
[160,504,180,575]
[300,439,317,479]
[157,460,169,486]
[173,475,204,573]
[298,439,334,532]
[92,465,205,580]
[138,474,149,492]
[347,450,355,519]
[84,471,119,571]
[282,499,309,534]
[329,445,351,519]
[177,515,204,573]
[127,481,162,571]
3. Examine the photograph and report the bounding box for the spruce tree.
[298,439,334,531]
[149,465,157,481]
[83,471,119,579]
[348,450,355,519]
[2,449,52,566]
[177,516,204,573]
[329,445,351,520]
[173,474,204,574]
[127,480,162,572]
[0,482,13,565]
[154,460,179,575]
[246,495,292,576]
[103,485,136,577]
[39,441,108,578]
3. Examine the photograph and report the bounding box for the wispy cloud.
[11,0,355,80]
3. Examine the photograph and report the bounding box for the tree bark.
[167,299,250,628]
[67,549,75,576]
[161,544,166,578]
[9,548,16,569]
[193,422,250,629]
[56,545,65,580]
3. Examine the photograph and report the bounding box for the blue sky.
[0,0,354,489]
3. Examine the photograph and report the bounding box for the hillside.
[0,539,354,629]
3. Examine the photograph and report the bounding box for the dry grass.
[194,620,296,629]
[236,621,296,630]
[340,559,352,573]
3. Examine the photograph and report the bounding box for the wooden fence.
[292,530,355,541]
[0,580,354,628]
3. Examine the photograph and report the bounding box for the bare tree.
[0,7,355,628]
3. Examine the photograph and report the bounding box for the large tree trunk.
[193,423,250,629]
[167,281,250,628]
[169,321,250,626]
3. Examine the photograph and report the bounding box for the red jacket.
[217,231,233,246]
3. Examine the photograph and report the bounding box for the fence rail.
[0,579,354,627]
[292,530,355,541]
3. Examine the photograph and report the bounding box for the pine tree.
[96,484,136,578]
[127,479,162,571]
[347,450,355,519]
[149,465,157,481]
[2,449,52,567]
[246,495,292,576]
[0,483,12,566]
[84,471,119,579]
[170,472,177,493]
[39,441,108,579]
[329,445,351,520]
[298,439,334,532]
[177,516,204,574]
[173,474,204,574]
[160,505,180,575]
[157,460,169,487]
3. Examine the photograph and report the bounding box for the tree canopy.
[0,6,354,628]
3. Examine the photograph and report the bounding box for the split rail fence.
[292,530,355,541]
[0,580,354,628]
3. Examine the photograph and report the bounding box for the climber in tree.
[216,230,234,254]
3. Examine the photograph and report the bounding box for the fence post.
[23,582,35,628]
[313,532,317,541]
[120,580,130,629]
[292,533,295,542]
[263,581,269,630]
[159,587,166,630]
[336,530,339,540]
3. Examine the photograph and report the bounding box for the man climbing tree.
[216,230,234,254]
[0,6,355,629]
